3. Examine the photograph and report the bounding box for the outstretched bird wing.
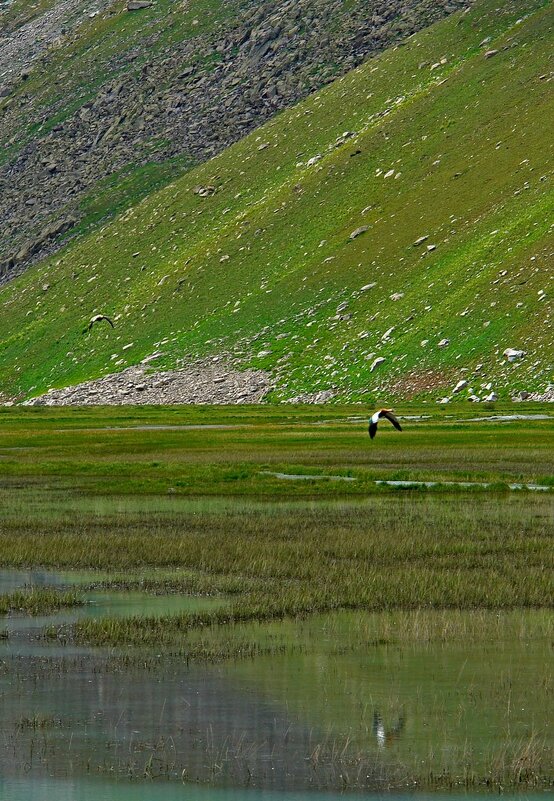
[382,410,402,431]
[369,420,378,439]
[87,315,114,332]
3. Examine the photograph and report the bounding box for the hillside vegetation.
[0,0,552,402]
[0,0,466,278]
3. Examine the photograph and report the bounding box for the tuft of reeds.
[0,588,83,616]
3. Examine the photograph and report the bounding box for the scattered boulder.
[127,1,153,10]
[484,49,499,58]
[452,379,468,394]
[514,387,554,402]
[349,226,368,240]
[286,388,337,404]
[438,338,450,348]
[503,348,526,362]
[193,185,216,198]
[335,131,356,147]
[370,356,386,372]
[483,391,498,402]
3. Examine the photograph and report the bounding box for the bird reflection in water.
[372,709,405,748]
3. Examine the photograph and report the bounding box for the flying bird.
[368,408,402,439]
[86,314,114,332]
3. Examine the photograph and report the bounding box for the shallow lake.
[0,570,552,794]
[0,780,551,801]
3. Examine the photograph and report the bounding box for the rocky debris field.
[516,387,554,403]
[0,0,113,82]
[0,0,469,282]
[21,358,272,406]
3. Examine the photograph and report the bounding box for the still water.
[0,781,551,801]
[0,570,552,794]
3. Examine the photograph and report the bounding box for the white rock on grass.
[503,348,526,361]
[370,357,386,372]
[452,379,468,394]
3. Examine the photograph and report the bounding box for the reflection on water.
[373,710,405,749]
[0,570,553,793]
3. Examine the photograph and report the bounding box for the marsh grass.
[293,732,553,791]
[77,722,554,791]
[10,491,550,645]
[0,406,552,648]
[17,714,65,730]
[0,588,83,616]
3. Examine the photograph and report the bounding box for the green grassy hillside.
[0,0,552,402]
[1,0,464,278]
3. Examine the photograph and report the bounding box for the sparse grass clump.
[0,588,83,616]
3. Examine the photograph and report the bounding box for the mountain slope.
[0,0,468,281]
[0,0,552,403]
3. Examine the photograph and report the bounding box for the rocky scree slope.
[0,0,552,405]
[21,357,272,405]
[0,0,469,283]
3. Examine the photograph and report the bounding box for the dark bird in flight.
[86,314,114,332]
[369,408,402,439]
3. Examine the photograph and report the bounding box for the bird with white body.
[86,314,115,332]
[368,408,402,439]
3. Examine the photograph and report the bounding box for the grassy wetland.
[0,403,553,793]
